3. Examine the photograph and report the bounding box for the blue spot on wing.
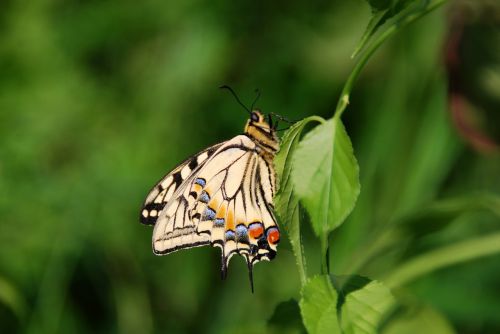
[236,224,248,238]
[202,207,216,221]
[225,230,235,241]
[214,218,225,227]
[199,191,210,203]
[195,178,206,187]
[236,224,249,243]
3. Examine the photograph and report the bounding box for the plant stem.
[333,0,449,120]
[294,205,308,286]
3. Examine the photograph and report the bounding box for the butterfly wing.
[151,134,280,275]
[140,142,224,226]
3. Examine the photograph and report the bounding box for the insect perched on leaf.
[139,87,285,292]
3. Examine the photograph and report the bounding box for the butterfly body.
[140,110,280,282]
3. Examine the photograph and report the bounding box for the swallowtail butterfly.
[140,104,281,291]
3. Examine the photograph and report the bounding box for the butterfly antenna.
[247,258,255,294]
[270,112,297,125]
[220,85,251,115]
[251,88,261,111]
[267,113,275,130]
[276,126,292,132]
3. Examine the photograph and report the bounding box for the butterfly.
[140,105,281,292]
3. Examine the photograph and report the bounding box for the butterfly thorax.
[244,110,279,159]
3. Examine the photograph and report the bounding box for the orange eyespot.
[267,227,280,245]
[248,222,264,239]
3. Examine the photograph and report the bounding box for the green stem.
[323,0,448,280]
[294,205,308,286]
[278,115,325,286]
[333,0,449,119]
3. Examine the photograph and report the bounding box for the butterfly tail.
[247,257,254,294]
[221,253,228,280]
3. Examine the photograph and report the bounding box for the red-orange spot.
[248,223,264,239]
[267,228,280,245]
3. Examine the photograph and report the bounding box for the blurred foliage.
[0,0,499,333]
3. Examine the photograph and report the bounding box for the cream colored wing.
[151,134,280,276]
[139,142,224,226]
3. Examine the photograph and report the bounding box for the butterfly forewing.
[140,143,224,226]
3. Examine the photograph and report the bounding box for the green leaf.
[339,193,500,277]
[351,9,389,58]
[352,0,421,58]
[333,275,372,303]
[384,232,500,288]
[382,304,455,334]
[275,116,324,285]
[300,275,341,334]
[267,299,306,334]
[366,0,392,11]
[399,193,500,239]
[340,280,396,334]
[291,118,360,239]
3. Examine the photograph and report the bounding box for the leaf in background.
[275,116,323,285]
[399,193,500,239]
[0,276,27,320]
[394,76,459,215]
[299,275,341,334]
[382,304,455,334]
[291,118,360,238]
[351,9,389,58]
[340,280,395,334]
[384,232,500,288]
[352,0,418,58]
[339,194,500,279]
[267,299,306,334]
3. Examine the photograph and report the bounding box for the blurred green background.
[1,0,499,333]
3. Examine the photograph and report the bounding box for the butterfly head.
[244,110,279,153]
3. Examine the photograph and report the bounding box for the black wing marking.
[139,142,224,225]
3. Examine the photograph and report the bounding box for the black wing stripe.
[140,142,223,225]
